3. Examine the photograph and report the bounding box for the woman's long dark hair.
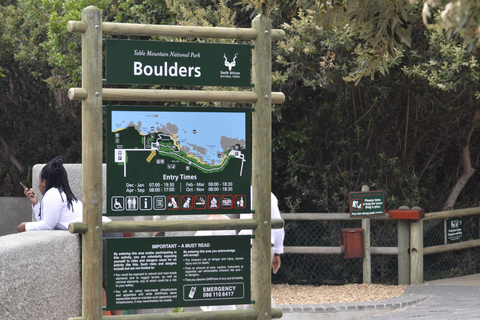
[41,156,78,210]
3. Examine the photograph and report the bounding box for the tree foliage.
[238,0,480,81]
[422,0,480,48]
[272,2,480,212]
[273,10,415,212]
[0,0,174,196]
[0,1,82,195]
[1,0,479,216]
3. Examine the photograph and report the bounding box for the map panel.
[106,106,252,216]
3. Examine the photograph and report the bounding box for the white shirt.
[25,187,83,231]
[239,193,285,255]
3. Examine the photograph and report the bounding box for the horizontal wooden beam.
[67,21,285,41]
[284,246,398,255]
[68,305,282,320]
[370,246,398,255]
[281,213,390,221]
[424,239,480,255]
[424,207,480,221]
[285,246,341,255]
[69,218,284,234]
[68,88,285,104]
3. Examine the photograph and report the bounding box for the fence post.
[80,6,104,319]
[410,206,424,285]
[397,206,410,285]
[251,14,273,320]
[361,185,371,284]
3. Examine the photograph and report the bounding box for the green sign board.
[105,39,252,87]
[446,217,463,244]
[349,191,385,217]
[106,236,251,310]
[106,106,251,216]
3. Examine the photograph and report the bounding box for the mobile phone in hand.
[20,182,35,195]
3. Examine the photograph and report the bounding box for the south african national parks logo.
[224,53,237,70]
[220,53,241,79]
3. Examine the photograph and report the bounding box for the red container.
[389,208,425,220]
[340,228,364,259]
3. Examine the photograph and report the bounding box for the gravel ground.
[271,284,407,305]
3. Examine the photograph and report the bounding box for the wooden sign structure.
[67,5,284,320]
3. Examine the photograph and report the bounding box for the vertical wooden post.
[252,14,272,320]
[361,185,371,284]
[397,206,410,285]
[362,218,371,284]
[81,6,103,319]
[410,210,423,284]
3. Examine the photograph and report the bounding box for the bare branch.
[442,108,480,210]
[0,136,24,172]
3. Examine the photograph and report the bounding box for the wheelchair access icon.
[111,196,124,211]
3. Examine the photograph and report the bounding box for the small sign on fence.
[445,217,463,244]
[349,191,385,217]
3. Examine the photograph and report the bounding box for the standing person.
[239,192,285,273]
[270,193,285,274]
[17,156,82,232]
[238,192,285,308]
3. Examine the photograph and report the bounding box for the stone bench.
[0,197,31,237]
[0,231,82,319]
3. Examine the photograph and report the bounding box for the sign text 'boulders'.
[105,40,252,87]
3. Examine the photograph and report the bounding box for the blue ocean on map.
[111,110,246,166]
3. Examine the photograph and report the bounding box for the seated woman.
[17,156,124,315]
[17,156,82,232]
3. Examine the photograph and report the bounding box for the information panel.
[106,236,251,310]
[446,217,463,244]
[349,191,385,217]
[105,39,252,87]
[106,106,252,216]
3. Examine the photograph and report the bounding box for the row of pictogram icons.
[111,194,247,211]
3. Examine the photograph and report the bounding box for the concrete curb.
[279,285,433,314]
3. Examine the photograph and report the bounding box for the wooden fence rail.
[281,207,480,285]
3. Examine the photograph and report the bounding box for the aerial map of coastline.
[106,107,251,215]
[111,110,247,174]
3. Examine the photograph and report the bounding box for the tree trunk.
[0,136,24,172]
[442,108,480,211]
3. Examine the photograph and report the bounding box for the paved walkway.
[279,274,480,319]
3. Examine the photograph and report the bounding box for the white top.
[239,193,285,255]
[25,187,83,231]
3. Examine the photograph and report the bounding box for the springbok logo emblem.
[224,53,238,71]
